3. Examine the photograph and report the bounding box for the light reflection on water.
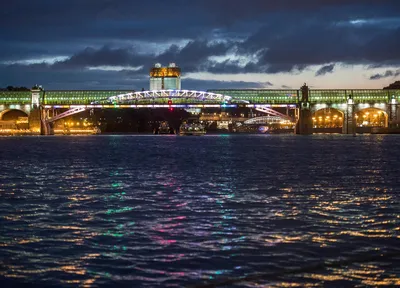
[0,134,399,287]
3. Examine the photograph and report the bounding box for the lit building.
[150,63,181,90]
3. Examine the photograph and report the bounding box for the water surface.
[0,134,399,287]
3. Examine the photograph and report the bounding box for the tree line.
[383,81,400,89]
[0,86,30,91]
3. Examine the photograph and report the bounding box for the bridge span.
[0,85,399,135]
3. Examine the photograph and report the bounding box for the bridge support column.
[389,102,398,128]
[296,103,313,135]
[343,98,355,134]
[39,107,53,135]
[295,84,313,135]
[28,86,45,134]
[28,107,41,132]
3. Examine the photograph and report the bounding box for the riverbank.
[2,128,400,136]
[0,129,98,136]
[371,127,400,134]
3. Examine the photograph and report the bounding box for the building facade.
[149,63,181,90]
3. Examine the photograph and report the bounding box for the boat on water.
[154,121,172,134]
[179,122,206,136]
[62,127,101,135]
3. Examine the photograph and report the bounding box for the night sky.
[1,0,400,90]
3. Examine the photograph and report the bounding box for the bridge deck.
[0,91,32,105]
[209,89,400,104]
[1,89,400,105]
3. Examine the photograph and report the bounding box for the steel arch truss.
[236,99,293,121]
[45,90,233,123]
[47,106,86,123]
[244,116,294,125]
[104,90,232,104]
[254,106,293,121]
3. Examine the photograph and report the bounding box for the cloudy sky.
[1,0,400,90]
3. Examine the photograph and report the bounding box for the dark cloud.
[370,69,400,80]
[184,78,271,91]
[0,63,271,91]
[50,40,233,74]
[154,40,233,72]
[206,60,262,74]
[247,23,400,72]
[315,64,335,76]
[0,63,138,90]
[56,46,146,68]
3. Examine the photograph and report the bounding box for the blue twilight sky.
[1,0,400,90]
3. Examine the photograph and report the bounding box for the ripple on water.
[0,134,399,287]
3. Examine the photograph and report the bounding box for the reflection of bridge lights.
[258,126,269,133]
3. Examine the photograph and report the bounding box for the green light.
[105,207,133,215]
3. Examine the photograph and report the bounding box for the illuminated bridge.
[0,86,399,135]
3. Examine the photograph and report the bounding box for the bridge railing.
[1,89,400,106]
[208,89,299,104]
[40,89,400,105]
[392,90,400,103]
[352,90,391,103]
[0,91,31,105]
[103,97,227,105]
[309,90,347,104]
[309,89,400,104]
[43,90,134,105]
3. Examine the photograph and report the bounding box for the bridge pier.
[296,103,313,135]
[39,107,54,135]
[28,107,41,132]
[389,102,398,127]
[40,121,53,135]
[296,84,313,135]
[343,98,356,134]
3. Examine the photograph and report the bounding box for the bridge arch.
[45,90,299,133]
[0,109,29,121]
[355,107,388,127]
[312,107,345,128]
[48,90,234,123]
[104,90,232,104]
[244,116,293,125]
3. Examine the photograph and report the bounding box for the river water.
[0,134,399,287]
